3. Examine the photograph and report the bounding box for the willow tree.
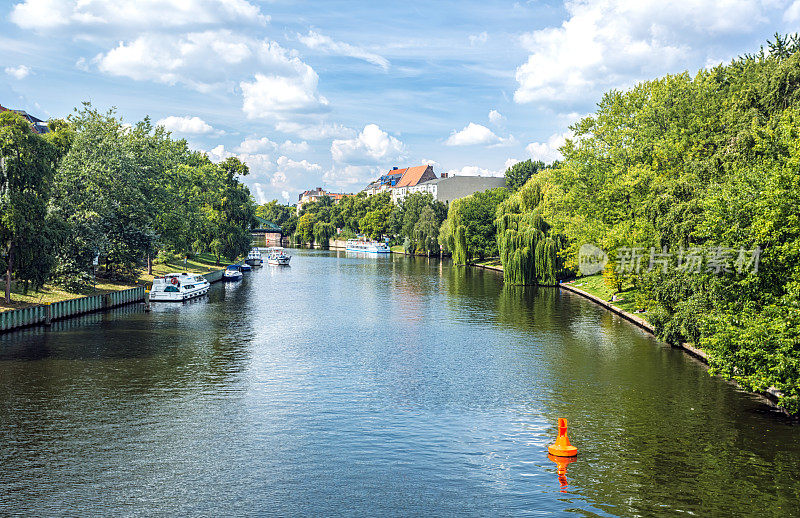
[313,221,335,249]
[495,183,565,285]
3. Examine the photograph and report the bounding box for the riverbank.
[1,252,229,313]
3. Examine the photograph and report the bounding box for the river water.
[1,249,798,516]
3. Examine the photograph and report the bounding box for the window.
[165,286,179,293]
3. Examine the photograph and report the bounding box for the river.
[1,249,798,516]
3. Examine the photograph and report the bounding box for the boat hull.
[149,287,209,302]
[346,248,391,254]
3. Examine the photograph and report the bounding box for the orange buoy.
[548,453,577,492]
[548,418,578,457]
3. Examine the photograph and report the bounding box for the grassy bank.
[1,252,226,312]
[472,257,502,269]
[562,274,645,318]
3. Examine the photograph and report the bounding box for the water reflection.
[0,249,797,516]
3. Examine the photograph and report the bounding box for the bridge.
[252,216,285,245]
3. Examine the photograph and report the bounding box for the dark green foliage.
[0,110,57,301]
[504,159,545,191]
[313,221,335,249]
[440,188,508,261]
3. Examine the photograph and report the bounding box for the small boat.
[239,262,252,272]
[149,272,210,302]
[223,264,243,281]
[346,239,391,254]
[266,247,291,266]
[246,248,262,266]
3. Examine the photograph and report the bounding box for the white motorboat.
[346,239,391,254]
[246,248,262,266]
[149,272,210,302]
[223,264,243,281]
[266,247,291,265]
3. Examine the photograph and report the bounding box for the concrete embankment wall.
[1,286,145,333]
[203,268,225,283]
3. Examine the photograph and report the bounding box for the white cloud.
[205,144,275,182]
[10,0,267,32]
[238,137,311,154]
[271,171,288,188]
[237,136,277,153]
[281,190,290,202]
[445,166,504,177]
[503,158,519,170]
[514,0,776,104]
[488,109,504,124]
[241,69,328,121]
[4,65,31,79]
[156,115,215,135]
[445,122,513,146]
[253,182,268,204]
[95,31,320,102]
[526,131,572,163]
[323,165,379,189]
[299,30,389,70]
[785,0,800,21]
[331,124,405,165]
[275,121,356,140]
[469,31,488,46]
[420,158,439,167]
[276,156,321,172]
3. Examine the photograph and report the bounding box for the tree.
[439,188,508,260]
[359,205,392,239]
[297,213,316,244]
[0,111,57,302]
[505,159,545,191]
[413,206,440,255]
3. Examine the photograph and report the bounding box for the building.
[405,175,507,204]
[365,165,437,197]
[0,104,50,134]
[297,187,353,213]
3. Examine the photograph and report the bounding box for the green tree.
[413,206,440,255]
[505,159,545,191]
[0,111,57,302]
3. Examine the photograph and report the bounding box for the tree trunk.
[147,253,152,275]
[5,245,13,304]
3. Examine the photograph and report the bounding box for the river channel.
[1,249,798,516]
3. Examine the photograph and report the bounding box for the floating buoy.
[548,418,578,457]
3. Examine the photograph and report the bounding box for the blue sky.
[2,0,799,204]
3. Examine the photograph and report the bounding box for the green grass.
[472,257,502,269]
[564,274,645,316]
[390,245,406,254]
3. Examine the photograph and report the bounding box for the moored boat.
[239,262,252,272]
[223,264,243,281]
[149,272,210,302]
[346,239,391,254]
[246,248,263,266]
[266,247,291,265]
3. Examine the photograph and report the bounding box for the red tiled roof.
[396,165,432,187]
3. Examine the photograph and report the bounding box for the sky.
[2,0,800,205]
